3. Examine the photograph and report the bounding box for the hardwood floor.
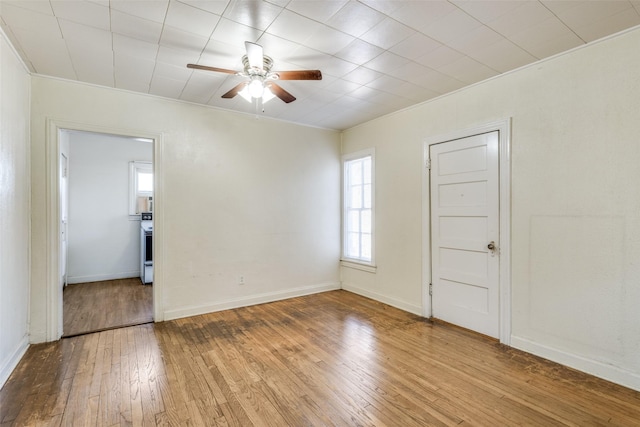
[2,290,639,426]
[63,278,153,337]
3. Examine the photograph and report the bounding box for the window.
[129,161,153,216]
[343,149,374,264]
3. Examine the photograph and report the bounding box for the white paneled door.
[430,131,500,338]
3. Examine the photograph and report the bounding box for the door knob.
[487,241,495,250]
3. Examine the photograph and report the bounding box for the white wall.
[341,27,640,391]
[66,131,152,283]
[30,77,341,340]
[0,31,30,387]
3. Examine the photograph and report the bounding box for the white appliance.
[140,212,153,284]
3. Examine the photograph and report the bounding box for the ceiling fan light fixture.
[248,78,264,98]
[262,86,275,103]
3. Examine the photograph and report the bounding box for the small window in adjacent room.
[343,149,374,265]
[129,161,153,216]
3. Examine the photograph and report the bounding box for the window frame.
[129,161,153,217]
[342,148,375,267]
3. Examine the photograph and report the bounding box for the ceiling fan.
[187,41,322,104]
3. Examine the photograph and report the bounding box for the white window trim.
[341,148,376,267]
[129,161,153,217]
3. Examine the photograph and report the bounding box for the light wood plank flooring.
[63,278,153,337]
[2,290,639,426]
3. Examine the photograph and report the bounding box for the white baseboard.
[511,336,640,392]
[341,282,422,316]
[164,282,341,321]
[0,335,29,389]
[67,271,140,284]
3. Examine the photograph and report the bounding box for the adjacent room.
[1,0,639,425]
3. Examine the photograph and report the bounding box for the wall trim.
[66,272,141,285]
[0,335,29,389]
[164,282,341,321]
[422,118,512,345]
[44,118,164,342]
[341,282,422,316]
[511,336,640,392]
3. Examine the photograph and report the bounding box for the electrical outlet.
[239,276,245,285]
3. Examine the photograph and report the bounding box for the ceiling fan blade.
[275,70,322,80]
[187,63,237,74]
[266,82,296,103]
[222,82,248,99]
[245,41,264,70]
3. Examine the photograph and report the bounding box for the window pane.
[361,210,371,234]
[350,185,362,209]
[361,233,372,261]
[363,184,371,209]
[346,232,360,258]
[349,160,362,185]
[348,210,360,233]
[138,171,153,192]
[363,157,372,184]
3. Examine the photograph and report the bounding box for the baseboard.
[0,335,29,389]
[341,282,422,316]
[511,336,640,392]
[67,271,140,284]
[164,282,341,321]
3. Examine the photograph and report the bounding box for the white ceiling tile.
[334,39,384,65]
[487,1,554,37]
[68,49,114,86]
[223,0,283,31]
[366,74,406,94]
[58,19,112,53]
[323,78,361,95]
[342,66,383,85]
[150,75,187,98]
[1,0,53,15]
[300,54,357,78]
[633,1,640,14]
[436,56,499,84]
[165,0,220,38]
[153,61,194,80]
[156,45,202,68]
[200,39,246,69]
[394,82,440,102]
[114,52,155,91]
[412,68,466,93]
[452,0,524,24]
[364,51,410,74]
[543,0,631,28]
[176,0,229,16]
[509,17,584,58]
[415,45,465,69]
[12,27,76,78]
[572,8,640,42]
[0,3,60,35]
[286,0,347,23]
[255,33,304,61]
[358,0,404,16]
[468,39,537,73]
[111,9,163,44]
[326,1,385,38]
[110,0,168,23]
[421,8,483,43]
[360,17,414,50]
[389,33,442,60]
[266,9,323,43]
[210,18,262,46]
[160,25,209,51]
[113,34,159,61]
[393,61,433,83]
[446,25,504,56]
[180,72,226,104]
[305,25,354,55]
[50,0,110,30]
[389,1,457,33]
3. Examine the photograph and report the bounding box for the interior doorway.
[422,119,512,344]
[59,129,154,337]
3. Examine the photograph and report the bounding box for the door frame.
[422,119,512,344]
[45,118,165,341]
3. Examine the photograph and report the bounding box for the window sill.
[340,260,377,273]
